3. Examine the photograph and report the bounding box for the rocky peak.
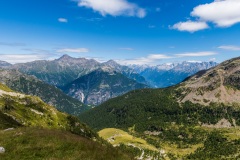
[57,54,75,61]
[103,60,121,69]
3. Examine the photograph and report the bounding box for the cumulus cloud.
[58,18,68,23]
[175,51,217,57]
[172,21,209,32]
[76,0,146,18]
[218,45,240,51]
[191,0,240,27]
[0,54,52,64]
[172,0,240,32]
[57,48,89,53]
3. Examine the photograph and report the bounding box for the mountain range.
[79,56,240,159]
[8,55,149,105]
[0,56,239,159]
[129,61,217,88]
[61,68,148,105]
[1,55,217,106]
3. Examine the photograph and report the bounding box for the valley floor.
[98,126,240,160]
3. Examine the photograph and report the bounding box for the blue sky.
[0,0,239,65]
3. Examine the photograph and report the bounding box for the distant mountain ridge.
[129,61,218,88]
[0,60,12,68]
[11,55,147,87]
[8,55,149,105]
[1,55,218,105]
[11,55,101,86]
[61,68,148,105]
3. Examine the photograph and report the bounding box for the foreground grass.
[0,127,134,160]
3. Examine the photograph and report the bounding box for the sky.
[0,0,240,65]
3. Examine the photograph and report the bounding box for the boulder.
[0,147,5,153]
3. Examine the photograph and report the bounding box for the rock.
[4,128,14,132]
[0,147,5,153]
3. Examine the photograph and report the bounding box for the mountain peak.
[104,59,119,66]
[58,54,73,60]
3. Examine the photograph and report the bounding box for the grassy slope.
[0,127,134,160]
[99,128,157,151]
[0,84,134,159]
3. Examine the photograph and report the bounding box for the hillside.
[0,69,90,115]
[0,83,134,160]
[62,69,148,105]
[79,56,240,159]
[179,57,240,104]
[0,128,134,160]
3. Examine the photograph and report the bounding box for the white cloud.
[218,45,240,51]
[187,60,203,63]
[191,0,240,27]
[76,0,146,18]
[175,51,217,57]
[57,48,89,53]
[116,51,218,65]
[172,21,209,32]
[148,54,172,59]
[116,54,173,65]
[58,18,68,23]
[172,0,240,32]
[0,54,52,64]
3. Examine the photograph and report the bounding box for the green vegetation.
[0,69,90,115]
[187,131,240,159]
[0,83,12,92]
[0,83,135,159]
[0,127,134,160]
[79,87,240,132]
[99,128,157,151]
[0,87,97,138]
[79,57,240,159]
